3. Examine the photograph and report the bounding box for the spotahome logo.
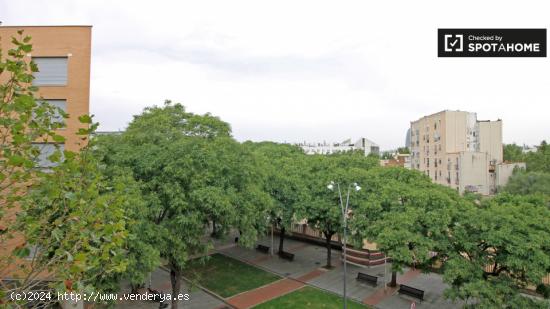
[438,29,546,57]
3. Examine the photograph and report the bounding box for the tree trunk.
[388,271,397,287]
[170,264,182,309]
[324,231,334,268]
[130,283,139,295]
[211,219,217,237]
[278,227,286,254]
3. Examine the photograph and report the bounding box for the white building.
[297,137,379,156]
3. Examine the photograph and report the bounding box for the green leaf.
[13,246,30,258]
[52,134,66,143]
[78,114,93,124]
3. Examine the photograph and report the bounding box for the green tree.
[0,31,66,225]
[303,155,341,268]
[92,133,161,294]
[397,147,410,154]
[503,143,524,162]
[441,194,550,307]
[0,31,110,305]
[6,117,128,307]
[304,153,377,268]
[380,151,393,160]
[103,102,270,309]
[503,171,550,197]
[351,167,463,287]
[247,142,307,254]
[525,140,550,173]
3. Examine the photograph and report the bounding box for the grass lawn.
[183,253,280,298]
[254,286,369,309]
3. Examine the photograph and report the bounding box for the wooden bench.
[398,284,424,301]
[356,272,378,286]
[278,251,295,261]
[256,244,270,254]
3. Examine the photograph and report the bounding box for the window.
[32,143,65,168]
[39,99,66,124]
[32,57,68,86]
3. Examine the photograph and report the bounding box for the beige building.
[410,110,520,195]
[0,25,91,153]
[0,25,91,280]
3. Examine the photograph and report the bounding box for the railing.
[484,264,550,285]
[289,223,340,242]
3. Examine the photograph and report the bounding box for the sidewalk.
[116,235,464,309]
[219,235,463,309]
[116,267,224,309]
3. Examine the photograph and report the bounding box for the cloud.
[2,0,549,149]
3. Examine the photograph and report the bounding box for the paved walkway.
[225,267,328,309]
[220,236,463,309]
[116,267,224,309]
[362,269,421,306]
[116,235,464,309]
[227,278,303,308]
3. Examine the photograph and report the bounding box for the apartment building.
[380,153,411,169]
[0,25,91,280]
[298,137,380,156]
[410,110,522,195]
[0,25,91,159]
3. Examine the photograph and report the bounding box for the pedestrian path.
[221,236,463,309]
[362,269,421,306]
[226,268,325,308]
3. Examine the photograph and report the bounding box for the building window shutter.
[32,57,68,86]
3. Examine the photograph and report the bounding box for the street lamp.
[327,181,360,309]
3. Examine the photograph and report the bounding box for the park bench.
[398,284,424,301]
[256,244,270,253]
[356,272,378,286]
[278,251,295,261]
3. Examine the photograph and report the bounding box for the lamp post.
[327,181,361,309]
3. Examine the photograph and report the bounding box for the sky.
[1,0,549,150]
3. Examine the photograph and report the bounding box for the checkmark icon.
[444,34,463,52]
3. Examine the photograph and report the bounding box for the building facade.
[0,25,91,279]
[298,137,380,156]
[410,110,519,195]
[380,153,411,169]
[0,25,91,154]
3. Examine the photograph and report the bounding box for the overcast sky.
[1,0,549,149]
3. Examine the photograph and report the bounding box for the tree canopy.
[442,194,550,307]
[95,101,271,308]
